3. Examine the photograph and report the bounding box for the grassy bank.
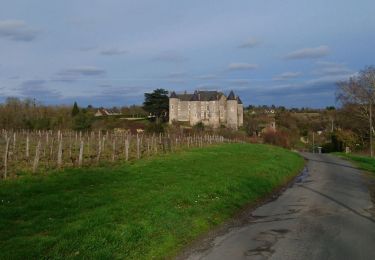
[0,144,304,259]
[335,153,375,175]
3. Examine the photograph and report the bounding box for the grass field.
[0,143,304,259]
[335,153,375,175]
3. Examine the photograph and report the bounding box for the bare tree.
[336,66,375,156]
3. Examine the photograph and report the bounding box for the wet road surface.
[186,153,375,260]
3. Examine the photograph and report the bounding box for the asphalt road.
[186,153,375,260]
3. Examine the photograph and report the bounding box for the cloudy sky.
[0,0,374,108]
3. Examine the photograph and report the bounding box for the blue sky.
[0,0,374,108]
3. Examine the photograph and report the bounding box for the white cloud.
[229,79,250,86]
[100,48,127,56]
[196,74,218,80]
[18,80,61,99]
[79,46,97,52]
[228,63,258,70]
[273,72,301,81]
[153,51,187,63]
[0,20,39,42]
[167,72,187,78]
[196,84,221,90]
[312,61,353,76]
[284,45,330,59]
[58,66,106,76]
[238,38,261,48]
[306,74,354,85]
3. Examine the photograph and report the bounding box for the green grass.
[0,143,304,259]
[335,152,375,175]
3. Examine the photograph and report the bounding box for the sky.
[0,0,374,108]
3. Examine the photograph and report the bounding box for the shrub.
[322,130,359,153]
[193,122,205,132]
[262,130,290,148]
[146,123,165,133]
[72,111,93,131]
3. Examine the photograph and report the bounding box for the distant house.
[95,108,121,117]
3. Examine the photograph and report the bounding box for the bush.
[322,142,335,153]
[72,111,94,131]
[262,130,290,148]
[146,123,165,133]
[193,122,205,132]
[322,130,359,153]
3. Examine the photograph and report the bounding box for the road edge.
[175,155,307,260]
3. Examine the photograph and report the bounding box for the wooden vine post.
[137,134,141,159]
[26,133,30,158]
[33,140,41,173]
[57,136,63,168]
[112,138,116,162]
[3,137,10,179]
[78,140,84,167]
[125,136,129,161]
[97,135,102,163]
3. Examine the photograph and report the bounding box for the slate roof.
[237,96,243,104]
[190,91,199,101]
[176,93,194,101]
[196,91,220,101]
[171,90,225,101]
[227,90,236,100]
[170,91,177,98]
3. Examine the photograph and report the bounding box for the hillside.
[0,144,304,259]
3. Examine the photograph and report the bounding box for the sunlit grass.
[335,152,375,175]
[0,143,303,259]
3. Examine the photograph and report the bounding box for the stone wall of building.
[226,99,238,129]
[219,95,227,125]
[189,101,200,125]
[169,97,178,124]
[177,101,189,122]
[169,90,243,129]
[208,100,220,128]
[238,103,244,127]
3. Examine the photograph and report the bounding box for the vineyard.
[0,129,230,179]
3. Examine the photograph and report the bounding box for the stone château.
[169,90,243,129]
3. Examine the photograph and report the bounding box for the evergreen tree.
[72,102,80,117]
[143,89,169,123]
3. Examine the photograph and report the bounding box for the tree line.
[0,97,148,130]
[336,66,375,156]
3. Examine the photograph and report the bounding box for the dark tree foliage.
[143,89,169,122]
[72,102,80,117]
[193,122,205,132]
[146,123,165,133]
[72,110,94,131]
